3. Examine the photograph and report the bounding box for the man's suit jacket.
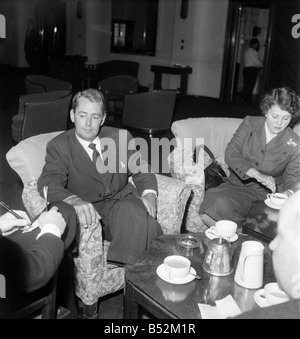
[225,116,300,193]
[0,229,64,293]
[37,127,158,213]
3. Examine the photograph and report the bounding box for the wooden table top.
[150,65,193,75]
[244,200,279,243]
[125,233,275,319]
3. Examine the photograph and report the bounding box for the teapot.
[202,237,233,276]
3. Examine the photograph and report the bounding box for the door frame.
[220,0,275,103]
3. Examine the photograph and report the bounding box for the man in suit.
[233,187,300,319]
[37,88,162,266]
[0,202,77,318]
[24,19,39,73]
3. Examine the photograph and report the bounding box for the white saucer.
[254,289,269,308]
[264,198,281,210]
[205,228,238,243]
[156,264,196,285]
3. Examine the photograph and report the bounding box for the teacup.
[267,193,288,207]
[264,282,289,306]
[164,255,191,280]
[214,220,238,239]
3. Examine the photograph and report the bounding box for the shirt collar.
[75,133,101,152]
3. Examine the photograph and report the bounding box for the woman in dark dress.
[200,87,300,228]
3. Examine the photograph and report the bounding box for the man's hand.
[73,199,101,228]
[0,210,31,235]
[38,206,66,236]
[247,168,276,193]
[141,193,157,219]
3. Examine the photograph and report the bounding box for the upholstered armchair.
[25,74,72,94]
[6,131,192,316]
[11,90,72,144]
[168,117,243,233]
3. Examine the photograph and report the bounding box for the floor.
[0,64,261,319]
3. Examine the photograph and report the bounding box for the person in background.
[233,187,300,319]
[37,88,162,267]
[24,18,39,73]
[200,86,300,229]
[243,38,263,105]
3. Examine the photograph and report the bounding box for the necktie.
[89,143,111,195]
[89,143,105,173]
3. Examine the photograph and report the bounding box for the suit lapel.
[70,132,104,182]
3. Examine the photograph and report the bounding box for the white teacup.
[264,282,289,306]
[267,193,288,207]
[164,255,191,280]
[214,220,238,239]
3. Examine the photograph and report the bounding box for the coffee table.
[243,200,279,244]
[124,233,275,319]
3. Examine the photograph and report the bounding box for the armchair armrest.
[155,174,192,234]
[22,179,124,306]
[167,149,207,233]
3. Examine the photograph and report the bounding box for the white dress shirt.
[244,47,263,68]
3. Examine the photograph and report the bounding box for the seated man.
[0,202,77,318]
[37,88,162,266]
[233,187,300,319]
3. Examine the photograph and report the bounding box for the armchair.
[122,90,177,138]
[11,90,72,144]
[25,74,72,94]
[168,117,243,233]
[98,75,139,118]
[6,131,192,316]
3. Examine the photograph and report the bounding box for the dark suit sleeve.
[225,116,255,180]
[126,131,158,195]
[0,234,64,293]
[37,139,74,202]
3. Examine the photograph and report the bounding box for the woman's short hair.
[71,88,106,114]
[260,86,300,126]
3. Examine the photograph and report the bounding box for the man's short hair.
[71,88,106,114]
[250,38,259,47]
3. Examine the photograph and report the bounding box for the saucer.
[254,289,269,308]
[205,228,238,243]
[156,264,196,285]
[264,198,281,210]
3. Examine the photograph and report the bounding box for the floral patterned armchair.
[6,131,192,318]
[168,117,243,233]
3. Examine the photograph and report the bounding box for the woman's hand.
[247,168,276,193]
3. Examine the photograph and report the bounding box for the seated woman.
[200,86,300,228]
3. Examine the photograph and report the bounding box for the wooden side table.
[124,233,274,319]
[150,65,193,98]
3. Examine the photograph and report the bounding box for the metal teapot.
[202,237,233,276]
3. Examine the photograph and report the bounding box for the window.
[111,0,158,56]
